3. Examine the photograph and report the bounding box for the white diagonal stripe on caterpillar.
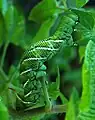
[23,79,30,88]
[35,40,63,45]
[20,68,32,75]
[24,90,40,98]
[24,91,32,98]
[35,47,59,51]
[29,40,63,53]
[22,57,47,63]
[16,93,35,104]
[47,40,63,43]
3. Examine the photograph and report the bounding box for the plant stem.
[0,41,9,68]
[62,0,67,9]
[41,77,51,111]
[9,104,68,120]
[56,66,60,90]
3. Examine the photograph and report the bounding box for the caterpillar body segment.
[17,13,78,110]
[78,40,95,120]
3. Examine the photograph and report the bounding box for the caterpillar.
[16,13,78,111]
[78,40,95,120]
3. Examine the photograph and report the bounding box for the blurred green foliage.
[0,0,95,120]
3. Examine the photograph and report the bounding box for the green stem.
[0,41,9,68]
[62,0,67,9]
[41,77,51,111]
[56,66,60,90]
[9,104,67,120]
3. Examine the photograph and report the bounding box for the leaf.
[79,46,86,62]
[0,0,8,15]
[32,16,57,43]
[48,67,61,100]
[79,63,90,111]
[66,0,89,8]
[0,79,6,94]
[0,97,9,120]
[29,0,62,23]
[0,12,6,46]
[48,82,60,100]
[4,4,25,45]
[73,22,95,46]
[31,114,45,120]
[73,9,94,30]
[65,88,79,120]
[8,65,19,86]
[78,40,95,119]
[59,92,68,104]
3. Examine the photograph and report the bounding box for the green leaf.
[0,79,6,94]
[4,4,25,46]
[67,0,89,8]
[79,46,86,62]
[0,0,8,15]
[65,88,79,120]
[73,9,94,30]
[73,21,95,46]
[29,0,62,23]
[32,16,56,43]
[59,92,68,104]
[0,12,6,46]
[48,67,61,100]
[48,82,60,100]
[32,114,45,120]
[8,65,19,86]
[79,63,90,111]
[0,97,9,120]
[78,40,95,119]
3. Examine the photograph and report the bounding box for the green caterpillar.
[17,13,78,111]
[78,40,95,120]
